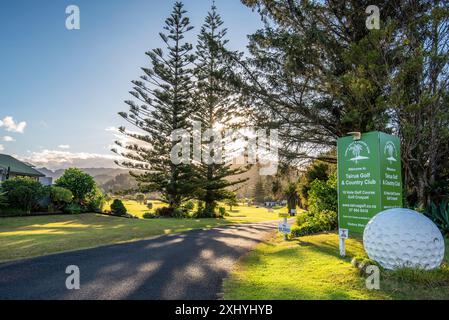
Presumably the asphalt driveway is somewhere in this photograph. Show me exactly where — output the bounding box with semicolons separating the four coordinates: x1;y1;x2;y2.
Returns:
0;221;279;300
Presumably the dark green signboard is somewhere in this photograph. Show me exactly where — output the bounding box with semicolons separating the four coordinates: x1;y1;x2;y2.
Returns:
337;131;403;234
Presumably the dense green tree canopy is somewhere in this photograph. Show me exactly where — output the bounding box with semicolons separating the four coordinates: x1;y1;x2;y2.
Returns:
238;0;448;205
55;168;96;203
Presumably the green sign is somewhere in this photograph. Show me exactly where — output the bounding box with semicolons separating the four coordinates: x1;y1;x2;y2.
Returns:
337;131;403;234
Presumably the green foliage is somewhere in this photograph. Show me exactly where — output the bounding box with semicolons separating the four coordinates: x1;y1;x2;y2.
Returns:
50;186;73;210
284;183;298;215
155;207;175;218
116;2;196;209
0;207;26;217
218;207;227;217
183;201;195;212
424;201;449;236
192;3;248;213
0;191;8;208
387;265;449;288
154;206;186;218
50;186;73;204
110;199;127;216
224;196;239;211
55;168;96;203
1;177;46;213
143;212;158;219
194;201;207;218
298;159;335;209
240;0;449;207
172;208;186;218
63;203;84;215
146;201;153;210
291;210;337;237
86;186;106;213
307;172;337;215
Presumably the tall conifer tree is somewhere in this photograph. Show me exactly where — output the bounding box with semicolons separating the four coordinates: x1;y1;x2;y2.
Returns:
115;2;195;209
193;3;246;217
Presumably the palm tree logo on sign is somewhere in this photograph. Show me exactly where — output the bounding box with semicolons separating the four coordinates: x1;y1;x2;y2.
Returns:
345;141;370;164
384;141;397;164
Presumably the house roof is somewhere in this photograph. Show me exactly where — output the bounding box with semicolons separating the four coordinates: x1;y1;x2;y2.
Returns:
0;154;45;177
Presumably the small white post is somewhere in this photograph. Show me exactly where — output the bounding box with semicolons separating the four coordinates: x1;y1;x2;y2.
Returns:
338;228;348;257
339;237;346;257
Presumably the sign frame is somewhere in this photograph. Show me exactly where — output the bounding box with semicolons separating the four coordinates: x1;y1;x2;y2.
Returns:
337;131;403;235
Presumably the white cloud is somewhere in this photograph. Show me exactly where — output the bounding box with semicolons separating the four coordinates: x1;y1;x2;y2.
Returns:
0;145;4;152
0;116;27;133
58;144;70;149
18;150;119;170
1;136;15;142
106;126;150;150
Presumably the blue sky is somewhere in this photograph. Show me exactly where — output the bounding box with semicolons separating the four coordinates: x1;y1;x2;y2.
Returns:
0;0;262;169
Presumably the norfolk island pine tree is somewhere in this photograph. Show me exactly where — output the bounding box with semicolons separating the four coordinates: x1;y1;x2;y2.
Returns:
192;3;248;217
115;2;196;210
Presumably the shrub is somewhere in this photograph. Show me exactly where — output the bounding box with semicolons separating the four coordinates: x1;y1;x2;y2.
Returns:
425;201;449;236
155;206;186;218
0;207;28;217
193;201;206;218
50;186;73;210
0;191;8;208
55;168;96;203
86;186;106;213
147;201;153;210
47;203;56;213
298;161;333;208
63;203;84;214
172;208;186;218
156;206;174;217
183;201;195;212
143;212;158;219
194;203;217;218
307;172;337;215
218;207;226;217
291;210;338;237
110;199;127;216
1;177;46;213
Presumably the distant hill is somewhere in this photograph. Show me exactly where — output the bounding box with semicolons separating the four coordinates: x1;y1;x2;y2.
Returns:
37;167;133;192
37;164;291;198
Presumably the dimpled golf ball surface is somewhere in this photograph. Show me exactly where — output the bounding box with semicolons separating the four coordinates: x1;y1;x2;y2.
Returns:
363;208;445;270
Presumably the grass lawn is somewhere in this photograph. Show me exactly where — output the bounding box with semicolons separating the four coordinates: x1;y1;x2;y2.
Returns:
223;232;449;300
0;202;284;263
106;200;287;222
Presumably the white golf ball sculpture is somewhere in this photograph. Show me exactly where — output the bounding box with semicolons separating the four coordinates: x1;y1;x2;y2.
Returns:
363;208;445;270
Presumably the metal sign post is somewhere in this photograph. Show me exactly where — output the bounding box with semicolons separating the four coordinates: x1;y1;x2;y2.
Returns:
339;228;348;257
278;212;291;240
